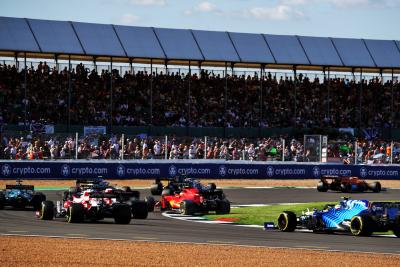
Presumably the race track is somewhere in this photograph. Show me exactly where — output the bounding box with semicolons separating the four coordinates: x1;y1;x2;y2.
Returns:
1;188;399;254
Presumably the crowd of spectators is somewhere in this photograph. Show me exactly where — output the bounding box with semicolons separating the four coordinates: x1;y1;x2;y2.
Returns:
1;62;399;129
2;133;400;164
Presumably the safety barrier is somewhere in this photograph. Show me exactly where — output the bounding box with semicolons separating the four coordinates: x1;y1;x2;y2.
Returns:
1;160;400;180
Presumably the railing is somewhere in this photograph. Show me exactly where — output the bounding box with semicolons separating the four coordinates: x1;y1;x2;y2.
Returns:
2;132;400;165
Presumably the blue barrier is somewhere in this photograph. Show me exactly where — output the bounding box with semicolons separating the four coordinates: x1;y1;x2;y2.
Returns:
0;160;399;180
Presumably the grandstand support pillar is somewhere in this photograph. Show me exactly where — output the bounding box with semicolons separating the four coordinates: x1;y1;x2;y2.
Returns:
15;53;19;70
293;66;297;127
129;58;133;74
260;65;264;127
150;59;153;128
55;55;59;72
327;67;331;123
110;58;113;134
68;55;72;133
24;53;27;131
224;62;228;137
391;69;394;130
359;69;363;129
187;61;192;133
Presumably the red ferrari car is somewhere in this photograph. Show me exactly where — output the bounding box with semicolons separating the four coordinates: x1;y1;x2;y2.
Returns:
150;177;230;215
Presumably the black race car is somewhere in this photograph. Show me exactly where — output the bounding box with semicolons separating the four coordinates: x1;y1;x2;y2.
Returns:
65;178;155;219
0;180;46;210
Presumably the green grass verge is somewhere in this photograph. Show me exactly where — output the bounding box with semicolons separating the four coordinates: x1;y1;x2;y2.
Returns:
204;202;329;226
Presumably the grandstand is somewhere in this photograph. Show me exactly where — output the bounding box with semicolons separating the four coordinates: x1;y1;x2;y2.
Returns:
0;16;400;140
0;17;400;136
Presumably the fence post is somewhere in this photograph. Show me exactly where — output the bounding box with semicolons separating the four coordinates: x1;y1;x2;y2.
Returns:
391;141;394;164
354;141;358;165
282;138;285;162
204;136;207;159
121;134;125;160
165;135;168;160
75;132;78;159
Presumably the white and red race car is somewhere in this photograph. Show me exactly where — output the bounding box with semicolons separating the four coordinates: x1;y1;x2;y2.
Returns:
37;188;138;224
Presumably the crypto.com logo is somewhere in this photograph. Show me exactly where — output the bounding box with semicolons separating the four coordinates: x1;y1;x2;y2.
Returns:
61;164;70;177
1;164;11;176
359;167;368;178
312;166;321;178
169;165;177;177
266;166;274;177
116;165;126;177
219;165;227;177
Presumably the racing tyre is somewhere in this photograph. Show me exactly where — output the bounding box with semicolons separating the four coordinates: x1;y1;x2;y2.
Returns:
69;186;79;194
369;182;381;193
208;183;216;191
67;203;85;223
150;183;163;195
131;201;148;219
350;215;373;236
216;199;231;215
113;204;132;224
145;196;156;212
392;215;400;238
277;211;297;232
0;192;5;210
38;201;54;220
121;186;132;192
317;182;328;192
32;192;46;211
340;183;351;193
180;200;197;215
161;188;173;196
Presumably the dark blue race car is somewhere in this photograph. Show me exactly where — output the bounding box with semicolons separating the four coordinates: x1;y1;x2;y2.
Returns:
277;198;400;237
0;180;46;210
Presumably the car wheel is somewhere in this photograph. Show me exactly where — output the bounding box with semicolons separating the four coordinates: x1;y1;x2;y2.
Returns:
180;200;196;215
369;182;382;193
145;196;156;212
131;201;148;219
150;183;163;195
277;211;297;232
317;181;328;192
208;183;216;191
67;203;85;223
0;192;5;210
216;199;230;214
392;215;400;238
38;201;54;220
32;192;46;211
113;204;132;224
350;215;373;236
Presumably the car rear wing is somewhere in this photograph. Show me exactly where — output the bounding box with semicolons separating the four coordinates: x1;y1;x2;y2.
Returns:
88;192;119;199
76;178;104;185
6;184;34;191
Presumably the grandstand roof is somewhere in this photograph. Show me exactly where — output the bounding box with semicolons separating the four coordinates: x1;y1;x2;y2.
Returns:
1;16;400;73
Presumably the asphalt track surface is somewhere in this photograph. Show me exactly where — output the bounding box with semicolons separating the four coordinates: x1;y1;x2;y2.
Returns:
1;188;400;254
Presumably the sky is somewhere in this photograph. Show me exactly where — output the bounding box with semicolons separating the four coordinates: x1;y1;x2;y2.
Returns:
0;0;399;40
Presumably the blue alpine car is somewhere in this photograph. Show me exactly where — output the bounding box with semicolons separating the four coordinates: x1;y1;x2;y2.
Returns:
277;198;400;237
0;180;46;210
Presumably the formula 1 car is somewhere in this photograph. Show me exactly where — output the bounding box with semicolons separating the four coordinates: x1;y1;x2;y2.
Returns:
277;198;400;237
317;175;381;193
150;176;230;215
0;179;46;210
37;189;132;224
67;178;155;218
